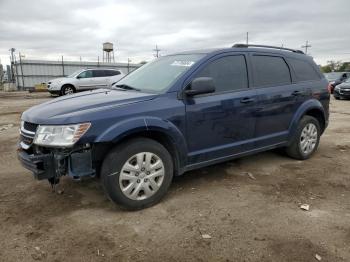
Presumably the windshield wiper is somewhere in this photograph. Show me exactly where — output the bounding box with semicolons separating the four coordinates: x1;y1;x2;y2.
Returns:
114;84;141;91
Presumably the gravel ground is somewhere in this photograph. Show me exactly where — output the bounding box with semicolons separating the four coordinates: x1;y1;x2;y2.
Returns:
0;91;349;262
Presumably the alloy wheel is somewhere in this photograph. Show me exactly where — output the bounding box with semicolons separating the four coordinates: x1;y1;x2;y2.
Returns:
300;123;318;155
119;152;165;200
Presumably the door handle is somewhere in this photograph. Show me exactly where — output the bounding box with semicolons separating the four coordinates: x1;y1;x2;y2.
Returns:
240;97;255;104
292;90;303;96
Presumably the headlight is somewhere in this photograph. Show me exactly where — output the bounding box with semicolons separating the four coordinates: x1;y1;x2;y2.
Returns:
334;86;340;91
34;123;91;147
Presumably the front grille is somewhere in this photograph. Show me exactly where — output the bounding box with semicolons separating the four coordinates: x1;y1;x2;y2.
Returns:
23;122;38;133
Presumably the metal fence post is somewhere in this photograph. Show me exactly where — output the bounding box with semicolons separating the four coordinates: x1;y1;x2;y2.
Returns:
19;53;25;90
61;56;65;76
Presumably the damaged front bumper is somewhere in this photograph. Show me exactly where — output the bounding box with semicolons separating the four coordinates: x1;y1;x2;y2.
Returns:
17;149;55;180
17;143;96;181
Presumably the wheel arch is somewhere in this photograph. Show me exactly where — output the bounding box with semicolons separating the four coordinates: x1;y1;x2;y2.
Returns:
288;99;327;142
61;83;76;93
94;117;188;175
303;108;326;133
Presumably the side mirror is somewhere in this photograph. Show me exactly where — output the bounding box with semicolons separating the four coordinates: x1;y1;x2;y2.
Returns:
185;77;215;96
76;75;81;79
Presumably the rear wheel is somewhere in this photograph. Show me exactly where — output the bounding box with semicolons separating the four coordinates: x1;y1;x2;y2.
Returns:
285;116;321;160
101;138;173;210
61;85;75;96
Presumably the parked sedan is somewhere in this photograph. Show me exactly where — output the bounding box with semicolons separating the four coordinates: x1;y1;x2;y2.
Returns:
324;72;350;93
47;68;125;96
334;78;350;100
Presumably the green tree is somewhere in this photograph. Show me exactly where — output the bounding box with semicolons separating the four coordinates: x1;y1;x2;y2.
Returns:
320;60;350;73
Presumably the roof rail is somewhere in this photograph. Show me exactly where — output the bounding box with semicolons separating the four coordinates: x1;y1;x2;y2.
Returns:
232;43;304;54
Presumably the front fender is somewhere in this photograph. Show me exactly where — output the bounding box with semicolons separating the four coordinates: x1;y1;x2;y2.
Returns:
95;116;188;173
95;117;148;143
145;117;188;171
288;99;326;140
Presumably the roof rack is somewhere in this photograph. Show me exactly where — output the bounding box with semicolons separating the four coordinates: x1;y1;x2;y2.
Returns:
232;43;304;54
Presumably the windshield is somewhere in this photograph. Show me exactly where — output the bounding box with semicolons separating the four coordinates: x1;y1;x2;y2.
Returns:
113;54;205;93
324;72;344;81
67;69;84;78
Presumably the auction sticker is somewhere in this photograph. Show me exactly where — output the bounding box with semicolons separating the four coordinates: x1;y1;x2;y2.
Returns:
171;61;195;67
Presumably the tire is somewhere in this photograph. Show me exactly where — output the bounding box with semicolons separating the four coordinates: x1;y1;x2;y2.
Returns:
285;115;321;160
334;96;340;100
61;85;75;96
101;138;174;210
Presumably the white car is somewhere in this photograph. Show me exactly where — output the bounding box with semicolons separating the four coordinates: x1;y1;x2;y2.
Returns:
47;68;125;96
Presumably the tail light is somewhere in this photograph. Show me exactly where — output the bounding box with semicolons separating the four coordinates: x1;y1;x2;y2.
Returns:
327;83;332;94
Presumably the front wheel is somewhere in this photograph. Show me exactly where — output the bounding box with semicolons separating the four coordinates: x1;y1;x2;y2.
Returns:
101;138;174;210
285;116;321;160
61;85;75;96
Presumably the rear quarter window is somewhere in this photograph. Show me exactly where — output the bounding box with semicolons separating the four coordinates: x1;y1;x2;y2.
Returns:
252;55;291;87
288;58;320;82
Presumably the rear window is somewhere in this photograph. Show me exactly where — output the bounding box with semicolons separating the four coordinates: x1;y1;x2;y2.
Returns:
252;55;291;87
288;58;320;82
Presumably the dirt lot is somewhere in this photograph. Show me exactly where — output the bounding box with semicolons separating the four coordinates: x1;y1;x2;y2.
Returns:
0;91;349;262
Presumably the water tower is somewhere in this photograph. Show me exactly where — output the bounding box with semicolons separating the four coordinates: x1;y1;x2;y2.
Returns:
103;42;115;63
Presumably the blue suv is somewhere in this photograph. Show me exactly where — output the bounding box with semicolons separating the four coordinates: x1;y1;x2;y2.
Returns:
18;44;329;209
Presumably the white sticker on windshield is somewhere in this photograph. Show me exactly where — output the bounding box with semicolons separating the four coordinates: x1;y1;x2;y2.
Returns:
171;61;195;67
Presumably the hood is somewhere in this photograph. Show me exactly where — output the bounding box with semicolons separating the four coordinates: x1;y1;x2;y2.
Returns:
22;89;157;124
48;77;67;83
338;82;350;89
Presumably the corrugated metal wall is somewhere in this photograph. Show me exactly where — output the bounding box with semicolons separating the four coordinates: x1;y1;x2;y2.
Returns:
13;59;140;90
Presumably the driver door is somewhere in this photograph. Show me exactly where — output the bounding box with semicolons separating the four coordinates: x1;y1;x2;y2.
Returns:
76;70;94;90
184;54;258;165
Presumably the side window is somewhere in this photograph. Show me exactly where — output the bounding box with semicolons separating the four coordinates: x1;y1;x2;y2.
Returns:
196;55;248;93
92;70;106;78
106;70;120;76
288;58;321;82
252;55;291;87
78;70;93;78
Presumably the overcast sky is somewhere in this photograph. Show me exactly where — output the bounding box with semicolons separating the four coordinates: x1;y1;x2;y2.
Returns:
0;0;349;66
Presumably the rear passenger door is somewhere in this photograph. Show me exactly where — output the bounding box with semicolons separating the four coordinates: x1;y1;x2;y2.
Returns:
105;70;123;87
91;70;109;89
250;54;304;147
184;54;258;164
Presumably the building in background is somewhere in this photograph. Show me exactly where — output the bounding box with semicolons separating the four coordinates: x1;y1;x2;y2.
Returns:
12;59;140;90
0;63;3;83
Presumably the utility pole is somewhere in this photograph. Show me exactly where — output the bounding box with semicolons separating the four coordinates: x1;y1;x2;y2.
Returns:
127;58;131;74
301;40;311;54
246;32;249;45
153;45;161;58
9;48;15;82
